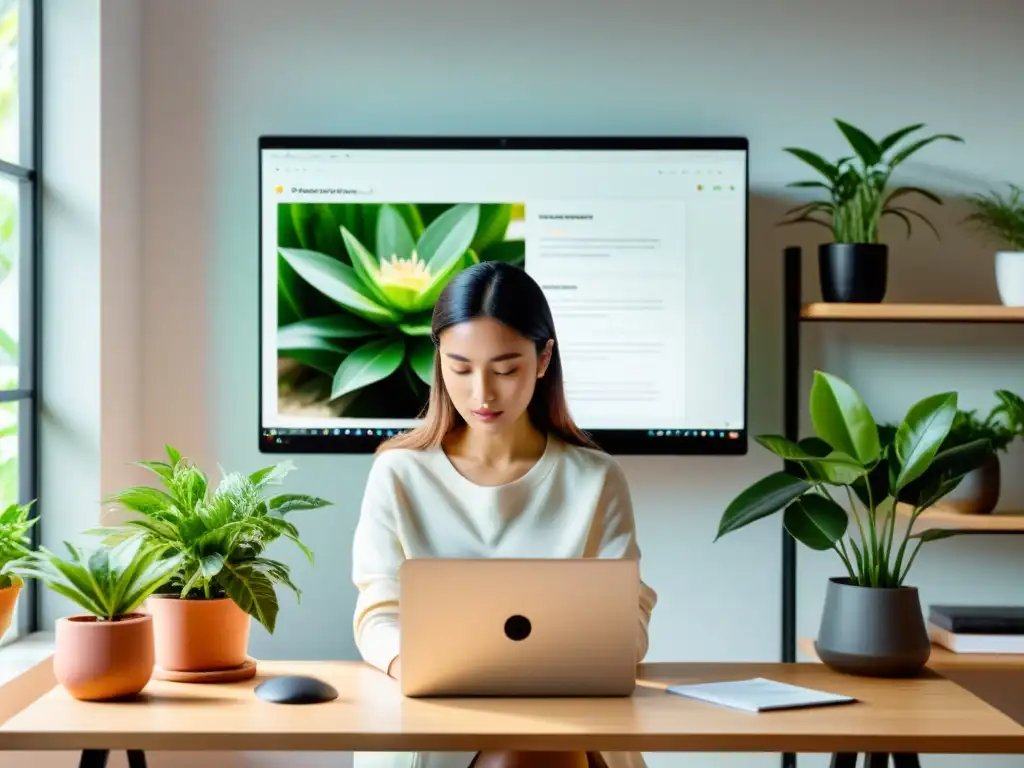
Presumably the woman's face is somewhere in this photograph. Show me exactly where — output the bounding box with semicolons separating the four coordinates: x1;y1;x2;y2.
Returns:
438;317;553;432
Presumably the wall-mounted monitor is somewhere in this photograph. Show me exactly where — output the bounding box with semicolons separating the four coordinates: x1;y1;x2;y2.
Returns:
259;136;748;455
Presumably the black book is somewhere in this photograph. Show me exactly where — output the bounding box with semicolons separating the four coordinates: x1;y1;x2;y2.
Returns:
929;605;1024;635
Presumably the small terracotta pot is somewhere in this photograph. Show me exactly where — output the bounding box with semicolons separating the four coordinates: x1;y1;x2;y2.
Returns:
146;595;251;672
53;613;154;701
0;582;21;637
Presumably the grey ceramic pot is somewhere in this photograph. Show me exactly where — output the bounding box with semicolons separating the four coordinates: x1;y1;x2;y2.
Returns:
815;577;931;677
934;453;1000;515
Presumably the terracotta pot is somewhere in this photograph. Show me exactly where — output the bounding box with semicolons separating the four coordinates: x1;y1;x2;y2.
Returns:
53;613;154;701
0;582;20;637
146;595;251;671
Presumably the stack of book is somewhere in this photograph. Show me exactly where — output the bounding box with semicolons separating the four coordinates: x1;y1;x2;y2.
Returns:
928;604;1024;654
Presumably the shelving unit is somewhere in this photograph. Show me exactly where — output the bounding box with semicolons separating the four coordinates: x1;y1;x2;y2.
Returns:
780;246;1024;768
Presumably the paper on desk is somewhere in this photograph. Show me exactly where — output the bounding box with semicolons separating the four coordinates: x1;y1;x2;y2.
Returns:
666;677;857;713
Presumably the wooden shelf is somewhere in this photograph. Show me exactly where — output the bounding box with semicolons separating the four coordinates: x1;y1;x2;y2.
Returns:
799;638;1024;669
895;503;1024;533
800;303;1024;323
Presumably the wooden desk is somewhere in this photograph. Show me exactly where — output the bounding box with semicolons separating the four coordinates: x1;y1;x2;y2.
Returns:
2;661;1023;758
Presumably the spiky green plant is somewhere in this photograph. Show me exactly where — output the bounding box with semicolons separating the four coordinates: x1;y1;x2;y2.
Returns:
963;183;1024;251
2;537;182;620
781;120;963;243
0;500;36;589
94;445;332;634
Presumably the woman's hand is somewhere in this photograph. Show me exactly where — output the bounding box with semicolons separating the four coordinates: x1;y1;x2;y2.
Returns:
387;656;401;680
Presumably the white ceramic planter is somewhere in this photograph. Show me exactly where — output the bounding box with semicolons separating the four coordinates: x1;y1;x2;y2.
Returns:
995;251;1024;306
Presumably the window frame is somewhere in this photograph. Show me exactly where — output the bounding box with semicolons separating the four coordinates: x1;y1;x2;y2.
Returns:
0;0;41;644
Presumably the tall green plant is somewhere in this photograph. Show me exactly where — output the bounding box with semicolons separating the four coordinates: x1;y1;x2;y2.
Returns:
715;371;993;588
0;500;35;589
963;183;1024;251
780;120;963;244
95;445;332;634
2;537;182;620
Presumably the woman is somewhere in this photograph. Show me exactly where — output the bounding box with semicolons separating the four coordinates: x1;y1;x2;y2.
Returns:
351;260;657;768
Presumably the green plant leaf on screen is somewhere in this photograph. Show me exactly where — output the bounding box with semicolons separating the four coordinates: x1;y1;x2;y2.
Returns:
312;204;346;260
278;247;399;324
277;327;349;354
472;204;512;253
398;321;432;336
417;204;480;275
714;471;811;540
278;315;380;340
376;204;417;263
893;391;958;491
409;337;435;385
281;350;345;376
481;239;525;266
809;371;881;465
782;494;849;551
331;338;406;400
339;226;391;306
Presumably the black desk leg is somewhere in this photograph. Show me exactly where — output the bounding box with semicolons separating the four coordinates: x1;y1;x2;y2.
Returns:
866;755;889;768
892;755;921;768
79;751;109;768
829;755;857;768
77;750;147;768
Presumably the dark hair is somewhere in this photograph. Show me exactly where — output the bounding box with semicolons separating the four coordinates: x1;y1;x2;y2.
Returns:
378;261;598;452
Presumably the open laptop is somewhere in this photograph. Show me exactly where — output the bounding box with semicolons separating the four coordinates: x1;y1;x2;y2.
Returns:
398;558;640;698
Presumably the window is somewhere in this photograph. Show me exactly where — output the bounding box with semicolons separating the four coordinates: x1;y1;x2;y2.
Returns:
0;0;38;646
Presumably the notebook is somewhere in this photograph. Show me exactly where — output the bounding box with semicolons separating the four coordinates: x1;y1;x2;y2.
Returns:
666;677;857;713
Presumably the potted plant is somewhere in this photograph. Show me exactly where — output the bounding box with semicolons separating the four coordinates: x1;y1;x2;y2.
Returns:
1;537;181;700
715;370;993;677
97;445;331;675
881;390;1024;515
0;501;36;638
781;120;963;303
962;183;1024;306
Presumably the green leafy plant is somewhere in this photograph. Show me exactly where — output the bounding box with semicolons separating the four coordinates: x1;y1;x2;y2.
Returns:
1;537;182;620
95;445;331;634
276;202;525;420
780;120;963;243
0;500;36;589
715;371;993;588
963;183;1024;251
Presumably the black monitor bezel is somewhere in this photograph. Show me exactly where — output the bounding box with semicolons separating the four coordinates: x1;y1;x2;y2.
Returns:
258;135;749;456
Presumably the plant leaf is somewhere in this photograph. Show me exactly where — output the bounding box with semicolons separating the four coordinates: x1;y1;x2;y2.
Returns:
783;148;837;181
278;315;379;340
267;494;333;515
893;391;958;491
715;472;811;540
409;337;435;385
783;494;849;551
339;226;392;307
219;561;278;634
471;204;512;253
331;338;406;400
877;123;924;153
278;247;399;324
809;371;881;465
889;133;964;168
834;119;882;166
376;204;417;263
480;239;525;266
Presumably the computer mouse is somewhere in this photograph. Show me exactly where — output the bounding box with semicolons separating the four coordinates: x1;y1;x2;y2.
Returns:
254;674;339;704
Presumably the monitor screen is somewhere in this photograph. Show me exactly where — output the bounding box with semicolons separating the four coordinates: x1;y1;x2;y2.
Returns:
259;137;748;455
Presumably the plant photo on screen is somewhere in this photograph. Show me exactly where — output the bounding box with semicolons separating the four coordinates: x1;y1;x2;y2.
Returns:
276;202;526;419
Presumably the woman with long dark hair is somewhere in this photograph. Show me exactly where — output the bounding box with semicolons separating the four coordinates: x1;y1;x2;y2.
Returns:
351;261;657;768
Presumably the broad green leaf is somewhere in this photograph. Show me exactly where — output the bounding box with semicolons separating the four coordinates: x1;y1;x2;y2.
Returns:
834;119;882;166
409;337;435;385
893;391;957;491
200;553;225;579
783;494;849;551
278;247;399;324
277;325;349;354
219;562;279;634
897;438;993;508
417;204;480;274
339;226;390;306
376;204;417;263
331;338;406;400
398;322;432;336
472;204;512;253
268;494;333;515
889;133;964;168
809;371;880;465
782;148;837;181
715;472;811;540
754;435;863;484
278;315;379;339
480;239;525;266
280;349;345;376
878;123;924;153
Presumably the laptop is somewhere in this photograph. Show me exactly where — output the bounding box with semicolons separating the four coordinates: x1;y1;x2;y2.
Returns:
398;558;640;698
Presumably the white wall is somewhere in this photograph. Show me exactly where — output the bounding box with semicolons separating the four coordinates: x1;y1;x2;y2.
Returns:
32;0;1024;767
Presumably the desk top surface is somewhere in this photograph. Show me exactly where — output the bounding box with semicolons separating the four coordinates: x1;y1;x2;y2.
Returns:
2;661;1023;754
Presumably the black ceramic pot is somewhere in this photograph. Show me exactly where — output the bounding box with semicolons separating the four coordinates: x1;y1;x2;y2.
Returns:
819;243;888;303
815;577;931;678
